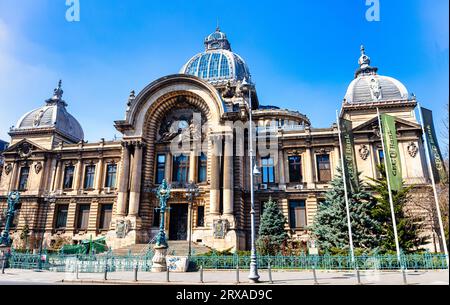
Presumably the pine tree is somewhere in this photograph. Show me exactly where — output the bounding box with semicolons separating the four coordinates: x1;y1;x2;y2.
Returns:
256;196;288;255
368;164;429;253
310;167;381;254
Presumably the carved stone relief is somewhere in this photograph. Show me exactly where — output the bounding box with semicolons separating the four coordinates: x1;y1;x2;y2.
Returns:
358;145;370;160
407;142;418;158
34;162;43;174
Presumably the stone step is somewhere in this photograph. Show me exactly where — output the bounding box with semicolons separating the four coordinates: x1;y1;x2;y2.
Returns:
112;241;211;256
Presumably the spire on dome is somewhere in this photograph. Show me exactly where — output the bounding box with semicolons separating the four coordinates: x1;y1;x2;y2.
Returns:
53;80;63;99
355;44;378;78
46;79;67;106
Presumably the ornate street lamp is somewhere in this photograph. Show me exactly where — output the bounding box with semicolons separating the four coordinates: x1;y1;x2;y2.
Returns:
185;181;200;258
0;191;20;247
155;180;171;248
240;78;261;283
151;179;171;272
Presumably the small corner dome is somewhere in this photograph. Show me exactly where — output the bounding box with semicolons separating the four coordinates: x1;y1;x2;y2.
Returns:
14;81;84;142
180;27;251;85
344;45;409;104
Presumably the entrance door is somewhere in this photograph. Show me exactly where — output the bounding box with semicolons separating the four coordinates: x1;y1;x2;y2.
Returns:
169;204;188;240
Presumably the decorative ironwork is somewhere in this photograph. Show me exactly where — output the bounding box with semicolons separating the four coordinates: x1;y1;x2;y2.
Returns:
4;252;448;272
155;179;171;248
185;182;200;257
0;191;20;246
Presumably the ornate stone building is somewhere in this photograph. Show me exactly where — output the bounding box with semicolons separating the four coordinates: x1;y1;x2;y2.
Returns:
0;28;436;252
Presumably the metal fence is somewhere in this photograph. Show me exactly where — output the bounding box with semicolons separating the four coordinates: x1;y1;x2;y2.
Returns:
5;251;448;272
7;250;155;273
190;253;448;270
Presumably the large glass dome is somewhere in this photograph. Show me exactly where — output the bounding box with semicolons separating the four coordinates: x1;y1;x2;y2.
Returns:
180;28;251;85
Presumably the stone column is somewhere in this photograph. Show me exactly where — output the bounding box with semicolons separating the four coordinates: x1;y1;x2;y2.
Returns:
209;135;222;215
188;149;197;183
10;162;19;192
116;142;130;217
128;141;143;217
165;152;172;182
333;146;340;179
278;148;285;186
305;147;315;188
54;160;64;191
95;157;104;193
223;134;234;215
73;158;83;192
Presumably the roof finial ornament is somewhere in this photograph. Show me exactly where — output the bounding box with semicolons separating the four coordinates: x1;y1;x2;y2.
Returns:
355;44;378;78
216;17;220;32
127;90;136;107
53;79;63;100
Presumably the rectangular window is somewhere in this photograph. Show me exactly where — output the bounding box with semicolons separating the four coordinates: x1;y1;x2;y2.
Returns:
55;204;69;229
197;206;205;227
172;154;190;183
261;157;275;183
156;154;166;184
378;149;384;165
99;204;112;230
76;204;90;230
288;156;302;183
316;154;331;182
153;208;160;227
63;165;75;189
83;165;96;189
289;200;306;229
105;164;117;188
198;153;207;183
18;167;30;191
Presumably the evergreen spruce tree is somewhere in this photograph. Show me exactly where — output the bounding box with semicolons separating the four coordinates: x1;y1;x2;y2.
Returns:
256;196;288;255
368;164;428;253
310;167;381;254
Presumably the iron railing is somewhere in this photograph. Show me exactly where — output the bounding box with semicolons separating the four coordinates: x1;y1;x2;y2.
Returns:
190;253;448;270
7;250;154;273
6;251;448;272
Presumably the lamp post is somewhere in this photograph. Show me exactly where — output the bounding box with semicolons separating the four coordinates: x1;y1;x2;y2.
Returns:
152;179;171;272
0;191;20;247
241;78;261;283
185;181;200;258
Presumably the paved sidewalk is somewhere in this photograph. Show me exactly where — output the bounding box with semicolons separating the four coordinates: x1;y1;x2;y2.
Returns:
0;269;448;285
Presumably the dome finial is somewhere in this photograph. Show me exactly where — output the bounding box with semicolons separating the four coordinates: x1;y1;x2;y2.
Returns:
53;79;64;100
216;17;220;32
360;44;365;55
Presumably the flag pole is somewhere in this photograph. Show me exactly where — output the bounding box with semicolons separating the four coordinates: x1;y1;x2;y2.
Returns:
377;108;403;265
336;110;356;265
417;103;449;270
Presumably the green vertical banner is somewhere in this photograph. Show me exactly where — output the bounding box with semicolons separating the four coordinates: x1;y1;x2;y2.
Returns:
380;114;403;191
339;118;359;192
421;107;448;184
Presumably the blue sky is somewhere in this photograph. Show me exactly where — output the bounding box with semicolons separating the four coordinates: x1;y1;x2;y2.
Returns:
0;0;448;147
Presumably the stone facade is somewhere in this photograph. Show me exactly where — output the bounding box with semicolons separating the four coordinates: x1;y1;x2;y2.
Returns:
0;29;440;252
